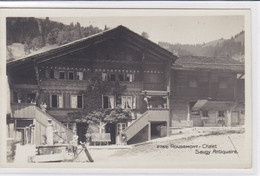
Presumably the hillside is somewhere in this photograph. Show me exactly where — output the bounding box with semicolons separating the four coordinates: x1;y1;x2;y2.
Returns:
6;17;103;61
159;31;245;63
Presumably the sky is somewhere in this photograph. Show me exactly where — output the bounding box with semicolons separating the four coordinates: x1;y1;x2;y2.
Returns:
50;16;244;45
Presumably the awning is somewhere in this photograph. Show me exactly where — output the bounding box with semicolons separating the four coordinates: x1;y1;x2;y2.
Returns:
192;100;236;111
141;90;168;96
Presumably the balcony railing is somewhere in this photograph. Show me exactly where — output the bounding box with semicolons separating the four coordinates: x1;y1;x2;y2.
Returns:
11;103;36;118
143;83;166;91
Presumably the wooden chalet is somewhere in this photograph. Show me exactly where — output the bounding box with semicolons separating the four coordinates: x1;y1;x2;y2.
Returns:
170;55;245;128
6;25;245;146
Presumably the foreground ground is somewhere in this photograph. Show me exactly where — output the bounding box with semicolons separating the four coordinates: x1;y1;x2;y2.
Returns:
9;128;251;169
70;129;251;169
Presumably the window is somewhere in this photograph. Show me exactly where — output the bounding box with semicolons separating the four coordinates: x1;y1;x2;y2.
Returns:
109;74;116;81
68;71;74;80
118;74;124;81
117;123;126;135
71;95;83;108
102;73;108;81
189;79;197;88
218;111;225;117
202;111;208;117
121;96;132;109
76;72;83;80
50;70;55;79
126;73;133;82
59;71;65;79
103;95;115;109
51;94;63;108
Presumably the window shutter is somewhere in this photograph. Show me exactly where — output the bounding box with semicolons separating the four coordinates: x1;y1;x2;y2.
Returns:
58;95;63;108
71;95;77;108
133;95;136;109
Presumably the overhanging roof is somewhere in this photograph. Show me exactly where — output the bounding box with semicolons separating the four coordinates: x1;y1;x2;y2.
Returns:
172;55;244;73
192;100;236;111
141;90;168;96
7;25;177;71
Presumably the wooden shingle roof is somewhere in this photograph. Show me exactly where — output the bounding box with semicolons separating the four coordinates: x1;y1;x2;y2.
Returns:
173;55;244;73
7;25;177;71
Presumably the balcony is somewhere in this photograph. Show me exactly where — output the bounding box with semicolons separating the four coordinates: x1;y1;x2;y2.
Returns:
11;103;36;119
143;83;166;91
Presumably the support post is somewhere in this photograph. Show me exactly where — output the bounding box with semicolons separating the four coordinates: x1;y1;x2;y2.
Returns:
226;110;232;127
187;102;191;122
148;122;151;141
46;119;54;145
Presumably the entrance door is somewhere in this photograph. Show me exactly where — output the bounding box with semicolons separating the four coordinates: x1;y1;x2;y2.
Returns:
76;123;88;144
231;111;239;127
116;123;126;144
105;123;116;144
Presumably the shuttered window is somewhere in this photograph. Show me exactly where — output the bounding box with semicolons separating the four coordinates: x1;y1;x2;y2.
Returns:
51;94;63;108
71;95;83;109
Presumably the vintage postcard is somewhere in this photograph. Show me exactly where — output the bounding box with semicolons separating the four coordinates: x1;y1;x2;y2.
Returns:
0;8;252;170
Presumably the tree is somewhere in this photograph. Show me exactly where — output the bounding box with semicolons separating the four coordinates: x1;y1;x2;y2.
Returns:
31;36;44;50
67;77;130;134
46;28;59;45
141;32;149;39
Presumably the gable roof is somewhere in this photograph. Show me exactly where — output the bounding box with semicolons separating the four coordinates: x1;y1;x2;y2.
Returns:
7;25;177;70
173;55;244;73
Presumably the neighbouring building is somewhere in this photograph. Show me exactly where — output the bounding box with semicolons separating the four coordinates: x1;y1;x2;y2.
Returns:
6;25;245;146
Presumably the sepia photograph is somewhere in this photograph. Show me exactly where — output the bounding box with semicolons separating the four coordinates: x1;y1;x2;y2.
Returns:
0;8;252;169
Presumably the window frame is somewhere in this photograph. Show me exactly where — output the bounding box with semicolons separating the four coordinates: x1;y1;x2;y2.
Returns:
76;71;83;80
121;96;133;109
102;95;115;109
189;78;198;88
118;74;124;81
50;69;55;79
202;110;209;117
70;94;83;109
102;72;108;81
50;94;63;108
109;73;116;81
68;71;74;80
59;71;65;80
126;73;133;82
218;111;225;117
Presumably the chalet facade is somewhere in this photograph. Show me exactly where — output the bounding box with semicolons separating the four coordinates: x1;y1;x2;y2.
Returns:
6;26;245;146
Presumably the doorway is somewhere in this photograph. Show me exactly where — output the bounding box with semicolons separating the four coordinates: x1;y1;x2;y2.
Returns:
151;122;167;140
76;123;88;144
105;123;116;144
